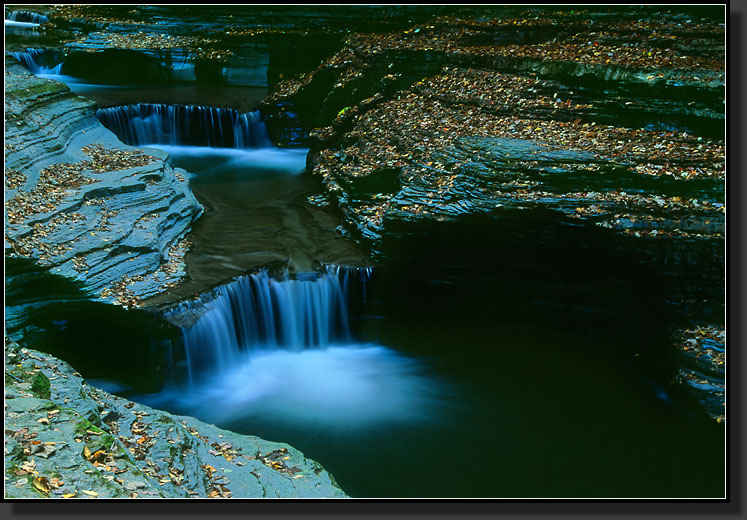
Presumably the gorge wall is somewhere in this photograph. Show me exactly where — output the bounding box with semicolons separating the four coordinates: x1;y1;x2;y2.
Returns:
258;9;726;421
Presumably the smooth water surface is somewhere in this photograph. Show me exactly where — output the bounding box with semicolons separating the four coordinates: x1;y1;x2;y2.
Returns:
148;145;365;302
136;263;725;499
140;305;725;498
94;101;366;303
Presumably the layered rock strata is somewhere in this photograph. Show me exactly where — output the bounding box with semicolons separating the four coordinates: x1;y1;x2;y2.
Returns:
671;325;725;422
261;12;725;247
4;340;347;499
4;59;203;307
260;9;726;420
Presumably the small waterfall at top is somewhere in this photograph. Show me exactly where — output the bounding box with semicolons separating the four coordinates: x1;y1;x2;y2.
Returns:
6;11;49;24
164;266;372;386
11;49;64;75
96;104;272;148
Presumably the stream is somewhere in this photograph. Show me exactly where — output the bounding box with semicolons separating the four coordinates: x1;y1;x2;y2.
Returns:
5;5;725;499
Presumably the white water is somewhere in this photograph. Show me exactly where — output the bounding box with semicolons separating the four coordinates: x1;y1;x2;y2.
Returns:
6;11;48;24
5;20;40;28
170;270;354;380
149;145;308;175
10;49;63;75
96;104;272;148
36;75;132;93
11;52;146;93
150;344;443;430
148;267;445;431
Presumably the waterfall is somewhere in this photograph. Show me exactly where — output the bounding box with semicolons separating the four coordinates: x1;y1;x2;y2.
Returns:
165;266;371;385
6;11;49;24
11;49;64;75
148;265;445;430
96;104;272;149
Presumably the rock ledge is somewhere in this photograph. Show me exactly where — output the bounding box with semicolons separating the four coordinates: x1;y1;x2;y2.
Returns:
4;340;347;499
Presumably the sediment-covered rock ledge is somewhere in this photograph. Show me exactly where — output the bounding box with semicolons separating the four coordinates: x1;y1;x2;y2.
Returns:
4;58;203;307
260;8;725;420
4;340;347;498
261;11;725;248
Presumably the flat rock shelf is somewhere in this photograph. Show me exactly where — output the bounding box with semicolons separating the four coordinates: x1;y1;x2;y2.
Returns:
4;340;346;498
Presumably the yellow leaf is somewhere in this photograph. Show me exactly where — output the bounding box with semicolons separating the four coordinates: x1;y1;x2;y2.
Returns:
92;450;107;462
62;493;76;498
81;489;98;497
32;476;51;494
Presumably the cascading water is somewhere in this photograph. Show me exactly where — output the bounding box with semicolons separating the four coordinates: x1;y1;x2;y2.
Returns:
6;11;49;24
166;267;357;383
96;104;272;148
11;49;64;75
147;266;445;431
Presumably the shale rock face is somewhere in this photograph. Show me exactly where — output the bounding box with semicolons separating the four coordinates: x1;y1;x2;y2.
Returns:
4;340;347;498
4;59;203;307
671;325;725;422
260;8;725;420
261;11;725;249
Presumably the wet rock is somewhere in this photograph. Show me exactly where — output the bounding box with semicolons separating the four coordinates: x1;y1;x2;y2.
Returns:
671;325;725;422
262;9;724;280
259;8;725;422
4;59;203;307
260;10;724;252
3;339;347;498
123;480;147;491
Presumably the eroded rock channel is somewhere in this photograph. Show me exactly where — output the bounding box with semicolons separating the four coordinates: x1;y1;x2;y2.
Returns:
5;5;726;499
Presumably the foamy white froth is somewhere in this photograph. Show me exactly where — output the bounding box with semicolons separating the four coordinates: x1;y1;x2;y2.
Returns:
150;267;446;431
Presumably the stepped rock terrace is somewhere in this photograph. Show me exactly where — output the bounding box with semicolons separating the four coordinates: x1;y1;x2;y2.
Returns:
4;4;727;500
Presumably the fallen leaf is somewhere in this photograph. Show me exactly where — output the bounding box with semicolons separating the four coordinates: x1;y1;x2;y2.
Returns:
32;476;51;494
